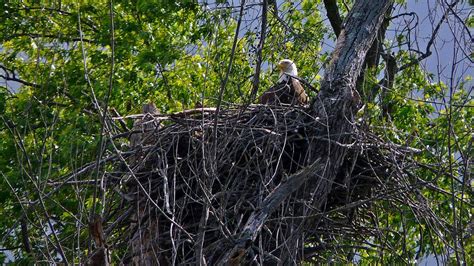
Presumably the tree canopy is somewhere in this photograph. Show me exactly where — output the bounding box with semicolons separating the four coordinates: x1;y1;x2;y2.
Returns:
0;0;472;264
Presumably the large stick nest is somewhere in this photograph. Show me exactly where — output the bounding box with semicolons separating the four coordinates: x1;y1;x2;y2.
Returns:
103;104;429;264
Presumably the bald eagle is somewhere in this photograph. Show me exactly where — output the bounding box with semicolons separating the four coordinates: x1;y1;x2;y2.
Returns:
259;59;308;105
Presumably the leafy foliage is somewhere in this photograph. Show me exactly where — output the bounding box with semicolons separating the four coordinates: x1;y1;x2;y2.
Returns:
0;0;471;264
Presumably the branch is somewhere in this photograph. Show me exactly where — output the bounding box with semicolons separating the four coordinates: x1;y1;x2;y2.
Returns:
356;5;391;99
217;159;322;264
398;0;460;72
381;52;398;118
0;65;40;88
323;0;343;37
214;0;246;141
18;6;99;32
249;0;268;102
8;33;95;43
269;3;306;40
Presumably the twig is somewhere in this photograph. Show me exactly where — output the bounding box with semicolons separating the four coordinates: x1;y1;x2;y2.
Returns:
213;0;246;148
398;0;460;72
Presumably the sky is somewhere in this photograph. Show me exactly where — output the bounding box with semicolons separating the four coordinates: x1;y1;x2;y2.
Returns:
1;1;472;93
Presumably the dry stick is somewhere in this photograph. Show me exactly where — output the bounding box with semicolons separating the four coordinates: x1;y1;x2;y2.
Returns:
82;4;115;261
8;33;95;43
447;36;462;263
284;73;318;93
206;9;248;253
106;130;193;239
77;11;107;257
249;0;268;103
37;187;69;263
269;3;304;41
104;207;134;237
213;0;246;144
91;0;116;216
1;118;68;262
81;1;116;260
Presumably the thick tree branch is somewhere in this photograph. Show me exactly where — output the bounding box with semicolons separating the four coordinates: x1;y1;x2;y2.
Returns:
398;0;461;71
323;0;343;37
20;214;32;254
356;8;391;100
380;52;398;118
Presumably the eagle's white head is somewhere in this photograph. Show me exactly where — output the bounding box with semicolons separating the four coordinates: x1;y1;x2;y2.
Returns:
277;59;298;82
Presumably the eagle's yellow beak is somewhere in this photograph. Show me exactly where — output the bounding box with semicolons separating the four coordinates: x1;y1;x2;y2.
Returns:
277;62;284;70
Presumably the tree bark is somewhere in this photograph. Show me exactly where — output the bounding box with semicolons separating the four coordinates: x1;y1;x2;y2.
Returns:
356;7;392;100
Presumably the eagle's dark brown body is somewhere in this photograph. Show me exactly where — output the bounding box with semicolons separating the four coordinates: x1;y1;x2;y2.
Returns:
259;77;308;105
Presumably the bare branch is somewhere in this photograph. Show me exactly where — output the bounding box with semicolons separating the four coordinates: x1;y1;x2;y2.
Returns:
398;0;461;72
249;0;268;103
